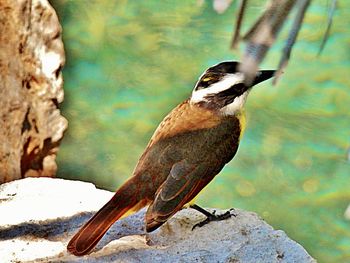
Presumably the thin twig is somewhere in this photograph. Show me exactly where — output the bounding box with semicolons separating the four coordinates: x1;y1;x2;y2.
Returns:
231;0;248;49
273;0;311;84
318;0;337;55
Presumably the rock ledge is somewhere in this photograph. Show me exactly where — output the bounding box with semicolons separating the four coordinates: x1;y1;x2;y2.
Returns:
0;178;316;262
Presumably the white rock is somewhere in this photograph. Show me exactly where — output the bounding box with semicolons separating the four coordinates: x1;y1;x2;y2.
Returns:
345;205;350;220
0;178;316;263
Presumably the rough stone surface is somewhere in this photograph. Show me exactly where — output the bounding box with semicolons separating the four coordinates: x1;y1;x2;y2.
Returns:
0;0;67;183
0;178;316;263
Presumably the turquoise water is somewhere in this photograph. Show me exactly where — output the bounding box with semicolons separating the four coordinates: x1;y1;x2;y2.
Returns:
52;1;350;262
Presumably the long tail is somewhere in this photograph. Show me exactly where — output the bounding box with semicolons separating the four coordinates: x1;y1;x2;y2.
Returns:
67;177;144;256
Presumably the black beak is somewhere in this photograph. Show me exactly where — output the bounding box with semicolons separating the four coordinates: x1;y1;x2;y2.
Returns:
252;70;276;86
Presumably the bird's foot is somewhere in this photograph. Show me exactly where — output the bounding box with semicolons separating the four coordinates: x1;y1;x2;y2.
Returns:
190;204;235;230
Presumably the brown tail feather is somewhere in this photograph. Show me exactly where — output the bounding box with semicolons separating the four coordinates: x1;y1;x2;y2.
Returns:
67;179;142;256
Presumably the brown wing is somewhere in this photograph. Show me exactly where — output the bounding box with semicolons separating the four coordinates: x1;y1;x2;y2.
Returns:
145;158;221;232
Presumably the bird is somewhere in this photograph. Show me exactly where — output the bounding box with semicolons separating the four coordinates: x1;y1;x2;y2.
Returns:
67;61;275;256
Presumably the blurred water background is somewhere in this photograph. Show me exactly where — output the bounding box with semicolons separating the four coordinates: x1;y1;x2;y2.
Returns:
51;1;350;262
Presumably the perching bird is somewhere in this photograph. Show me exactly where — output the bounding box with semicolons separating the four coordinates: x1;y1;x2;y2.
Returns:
67;61;275;256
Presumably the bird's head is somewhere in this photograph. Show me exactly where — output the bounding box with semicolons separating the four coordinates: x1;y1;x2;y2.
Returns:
191;61;275;115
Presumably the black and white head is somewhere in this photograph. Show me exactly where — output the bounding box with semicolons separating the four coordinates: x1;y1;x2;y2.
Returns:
191;61;275;115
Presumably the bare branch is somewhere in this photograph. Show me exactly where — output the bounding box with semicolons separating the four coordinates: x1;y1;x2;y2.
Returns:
240;0;296;85
231;0;248;49
274;0;311;84
318;0;337;55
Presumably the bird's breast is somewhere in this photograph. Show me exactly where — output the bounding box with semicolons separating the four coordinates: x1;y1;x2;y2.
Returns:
235;109;246;141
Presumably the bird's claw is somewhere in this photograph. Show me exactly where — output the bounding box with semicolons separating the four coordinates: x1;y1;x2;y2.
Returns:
192;210;232;230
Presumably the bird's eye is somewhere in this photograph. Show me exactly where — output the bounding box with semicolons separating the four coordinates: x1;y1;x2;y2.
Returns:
195;77;215;91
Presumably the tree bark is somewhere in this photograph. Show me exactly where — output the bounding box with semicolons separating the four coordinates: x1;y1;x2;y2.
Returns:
0;0;67;183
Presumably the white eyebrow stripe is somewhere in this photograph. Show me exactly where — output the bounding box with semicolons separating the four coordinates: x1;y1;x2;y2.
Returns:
191;73;245;103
